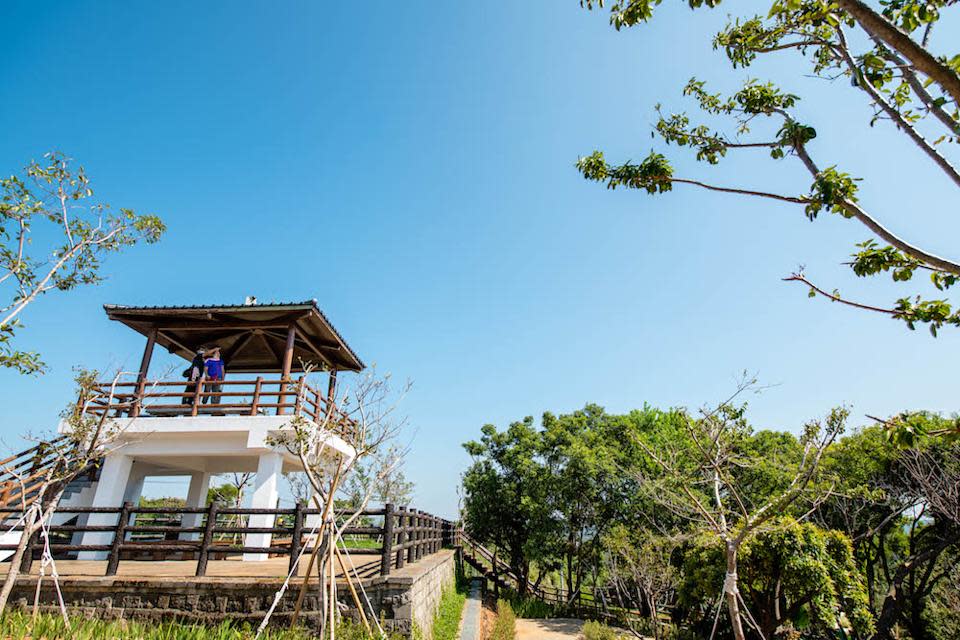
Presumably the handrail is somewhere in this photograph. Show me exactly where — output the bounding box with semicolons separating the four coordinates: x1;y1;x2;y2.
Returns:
2;503;453;578
81;375;355;434
0;437;77;511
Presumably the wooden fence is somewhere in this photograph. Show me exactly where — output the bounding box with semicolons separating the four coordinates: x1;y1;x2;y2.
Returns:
0;502;453;578
83;376;353;429
460;532;648;626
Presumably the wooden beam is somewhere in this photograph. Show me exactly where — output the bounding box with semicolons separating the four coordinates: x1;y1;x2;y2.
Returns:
277;325;297;417
293;328;335;367
260;332;285;365
132;328;158;418
156;322;291;331
223;330;258;364
136;328;158;384
327;370;337;404
262;328;341;353
281;324;296;379
156;330;195;356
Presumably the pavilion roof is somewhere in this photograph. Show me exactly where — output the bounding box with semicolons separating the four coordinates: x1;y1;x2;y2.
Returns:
103;301;364;373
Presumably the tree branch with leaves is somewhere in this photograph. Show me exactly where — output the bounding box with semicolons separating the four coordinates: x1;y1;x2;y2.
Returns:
579;0;960;335
0;152;164;373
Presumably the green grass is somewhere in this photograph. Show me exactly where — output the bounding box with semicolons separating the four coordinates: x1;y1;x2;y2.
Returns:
489;600;515;640
497;588;558;620
429;582;468;640
0;611;392;640
341;537;381;550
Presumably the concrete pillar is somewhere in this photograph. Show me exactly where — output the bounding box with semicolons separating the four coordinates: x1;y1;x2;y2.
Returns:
180;472;211;541
123;464;148;504
243;452;282;561
78;454;134;560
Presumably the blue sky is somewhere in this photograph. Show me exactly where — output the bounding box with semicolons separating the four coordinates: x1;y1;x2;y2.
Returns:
1;1;958;517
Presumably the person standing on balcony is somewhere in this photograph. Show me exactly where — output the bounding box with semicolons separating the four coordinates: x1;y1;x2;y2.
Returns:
203;346;225;405
181;347;206;405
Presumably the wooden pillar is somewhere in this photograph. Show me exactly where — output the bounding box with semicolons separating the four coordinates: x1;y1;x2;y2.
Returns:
326;370;338;425
131;327;157;417
380;503;395;577
277;324;297;416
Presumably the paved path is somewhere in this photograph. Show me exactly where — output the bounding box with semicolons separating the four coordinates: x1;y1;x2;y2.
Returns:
458;578;482;640
515;618;584;640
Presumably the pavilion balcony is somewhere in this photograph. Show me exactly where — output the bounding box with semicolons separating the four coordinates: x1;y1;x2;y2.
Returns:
80;375;352;427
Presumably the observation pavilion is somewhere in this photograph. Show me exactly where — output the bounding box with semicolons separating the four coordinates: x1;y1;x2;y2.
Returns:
61;300;364;560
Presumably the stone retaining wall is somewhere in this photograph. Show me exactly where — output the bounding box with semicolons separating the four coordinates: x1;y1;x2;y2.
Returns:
10;549;458;639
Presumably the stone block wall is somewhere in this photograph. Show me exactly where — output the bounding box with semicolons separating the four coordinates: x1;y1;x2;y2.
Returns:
10;549;458;639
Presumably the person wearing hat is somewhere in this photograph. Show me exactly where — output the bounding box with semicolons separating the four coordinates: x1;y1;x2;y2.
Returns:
182;347;207;405
203;346;226;405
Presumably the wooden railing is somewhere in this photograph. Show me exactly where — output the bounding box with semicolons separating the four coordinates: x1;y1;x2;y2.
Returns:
459;531;658;628
82;376;352;428
0;437;77;510
0;503;453;578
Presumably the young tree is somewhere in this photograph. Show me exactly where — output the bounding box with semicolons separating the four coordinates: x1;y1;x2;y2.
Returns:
627;380;847;640
266;369;409;639
578;0;960;334
601;527;678;639
0;369;130;613
0;152;164;374
345;445;415;508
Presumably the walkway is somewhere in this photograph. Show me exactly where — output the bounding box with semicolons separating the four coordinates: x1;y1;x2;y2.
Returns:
515;619;585;640
458;578;482;640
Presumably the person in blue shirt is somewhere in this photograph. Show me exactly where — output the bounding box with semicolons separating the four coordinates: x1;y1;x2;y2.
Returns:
203;346;225;405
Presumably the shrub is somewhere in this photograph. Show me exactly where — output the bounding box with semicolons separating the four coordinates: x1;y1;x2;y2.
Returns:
490;599;516;640
580;620;617;640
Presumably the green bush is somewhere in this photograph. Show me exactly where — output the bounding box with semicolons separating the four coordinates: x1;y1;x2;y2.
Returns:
490;600;516;640
580;620;617;640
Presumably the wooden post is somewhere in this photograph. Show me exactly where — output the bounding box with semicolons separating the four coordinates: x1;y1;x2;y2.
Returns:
413;509;422;561
395;506;407;569
131;328;158;417
191;378;202;416
105;502;132;576
277;324;297;416
380;503;395;577
288;501;305;574
195;502;219;577
250;376;263;416
293;377;305;417
326;370;337;418
406;508;417;565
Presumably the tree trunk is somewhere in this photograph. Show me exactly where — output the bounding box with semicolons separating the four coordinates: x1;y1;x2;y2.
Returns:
833;0;960;106
0;506;38;614
724;542;747;640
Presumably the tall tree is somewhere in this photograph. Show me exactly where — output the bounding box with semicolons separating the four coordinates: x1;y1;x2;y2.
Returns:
0;152;164;373
462;418;555;595
578;0;960;334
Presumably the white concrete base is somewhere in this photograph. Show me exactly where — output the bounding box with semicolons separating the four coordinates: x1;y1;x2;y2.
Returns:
244;452;283;561
78;455;134;560
58;413;356;562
